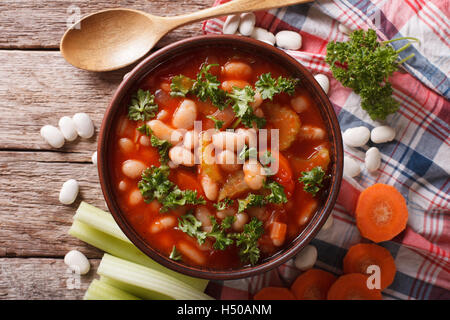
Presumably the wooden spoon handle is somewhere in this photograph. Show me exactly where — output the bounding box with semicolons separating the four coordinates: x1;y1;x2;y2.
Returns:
165;0;313;27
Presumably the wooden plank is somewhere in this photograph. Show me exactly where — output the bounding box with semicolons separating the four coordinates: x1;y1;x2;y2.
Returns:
0;258;99;300
0;0;210;49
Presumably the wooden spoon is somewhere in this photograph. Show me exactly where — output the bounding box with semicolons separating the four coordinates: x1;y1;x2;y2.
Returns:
60;0;312;72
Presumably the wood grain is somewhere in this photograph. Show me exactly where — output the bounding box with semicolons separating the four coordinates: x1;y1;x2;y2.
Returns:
0;258;100;299
0;0;209;49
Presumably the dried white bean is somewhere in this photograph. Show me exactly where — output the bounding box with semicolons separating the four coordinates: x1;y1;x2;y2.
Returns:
371;125;396;144
172;99;197;129
58;116;78;141
91;151;97;165
342;126;370;147
223;14;240;35
365;147;381;172
251;27;276;45
200;175;219;201
122;159;146;179
59;179;79;205
128;188;143;206
150;215;177;233
275;30;302;50
232;213;249;232
243;160;266;190
72;113;94;139
314;74;330;94
294;245;317;271
239;13;256;36
118;137;135;153
40;125;65;148
169;146;195;167
148;120;183;145
139;135;151;146
338;23;352;35
64;250;90;275
343;156;361;178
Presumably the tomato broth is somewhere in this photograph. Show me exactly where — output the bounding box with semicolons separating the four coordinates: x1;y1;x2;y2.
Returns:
110;47;331;270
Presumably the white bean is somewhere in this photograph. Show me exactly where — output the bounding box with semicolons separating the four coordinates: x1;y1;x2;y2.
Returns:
239;13;256;36
342;126;370;147
195;206;213;231
128;188;143;206
58;116;78;141
216;150;241;172
40;125;65;148
343;156;361;178
169;146;195;167
298;125;326;140
232;213;249;232
235;128;257;147
223;14;240;35
64;250;90;275
139;135;151;146
178;241;206;265
212;131;245;152
118;180;128;192
183;130;197;150
321;215;333;231
148;120;183;145
200;175;219;201
365;147;381;172
314;74;330;94
338;23;352;35
223;61;252;80
294;245;317;271
251;91;263;109
291;95;309;113
121;159;146;179
251;27;276;45
72;113;94;139
371;125;396;144
150;215;177;233
216;207;237;219
59;179;79;205
91;151;97;165
156;109;169;121
172;99;197;129
118;137;135;153
243;160;266;190
275;30;302;50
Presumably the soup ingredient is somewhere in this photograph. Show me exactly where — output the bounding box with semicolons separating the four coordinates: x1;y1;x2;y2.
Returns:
253;287;296;300
169;146;195;167
213;198;234;211
216;150;241;172
338;23;351;35
138;165;205;212
365;147;381;172
70;202;208;291
208;216;235;249
263;105;301;151
58;116;78;141
222;14;240;35
122;159;146;179
265;180;288;204
290;269;336;300
127;89;158;121
97;254;214;300
40;125;65;148
232;217;264;265
355;184;408;243
343;156;361;178
326;29;418;120
228;85;266;128
238;193;265;213
297;125;326;141
298;166;326;196
169;246;182;261
150;134;171;164
321;215;333;231
343;243;396;290
251;27;276;45
275;30;302;50
84;279;141;300
178;213;208;245
371;125;396;144
218;171;250;201
64;249;90;275
255;73;299;100
59;179;79;205
72;112;95;139
239;13;256;36
270;221;287;246
172;99;197;129
294;245;318;271
148;120;183;145
314;74;330;94
243;160;266;190
342;126;370;147
200;174;219;201
91;151;97;165
206;115;224;129
327;273;382;300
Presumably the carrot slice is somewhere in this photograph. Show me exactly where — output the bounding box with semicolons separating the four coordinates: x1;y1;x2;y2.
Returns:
327;273;382;300
343;243;396;290
355;184;408;243
253;287;296;300
175;170;204;195
290;269;336;300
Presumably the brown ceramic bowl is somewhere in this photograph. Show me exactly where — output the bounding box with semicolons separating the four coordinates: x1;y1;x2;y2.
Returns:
98;35;343;280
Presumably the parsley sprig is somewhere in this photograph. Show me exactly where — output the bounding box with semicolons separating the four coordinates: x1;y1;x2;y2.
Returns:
255;73;300;100
178;213;207;244
128;89;158;121
298;166;326;196
136;124;171;164
228;86;266;129
208;216;235;250
230;217;264;265
326;29;419;120
237;180;288;213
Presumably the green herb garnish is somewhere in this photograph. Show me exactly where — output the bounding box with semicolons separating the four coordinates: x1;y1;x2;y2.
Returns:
178;213;207;245
213;198;234;211
326;29;419;120
170;75;194;97
128;89;158;121
238;194;266;213
208;216;235;250
150;134;171;164
238;145;258;161
255;73;300;100
231;217;264;265
169;246;182;261
228;86;266;129
264;180;288;204
298;166;326;196
206;115;224;130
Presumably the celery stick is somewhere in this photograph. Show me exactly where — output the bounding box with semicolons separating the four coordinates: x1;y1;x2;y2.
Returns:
74;201;130;243
100;276;173;300
69;220;208;292
97;254;214;300
84;279;141;300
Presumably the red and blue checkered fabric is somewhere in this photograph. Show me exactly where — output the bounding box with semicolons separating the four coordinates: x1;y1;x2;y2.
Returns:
203;0;450;300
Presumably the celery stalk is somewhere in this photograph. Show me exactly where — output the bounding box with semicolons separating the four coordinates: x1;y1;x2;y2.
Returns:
84;279;141;300
74;202;130;243
100;276;173;300
97;254;214;300
69;220;208;292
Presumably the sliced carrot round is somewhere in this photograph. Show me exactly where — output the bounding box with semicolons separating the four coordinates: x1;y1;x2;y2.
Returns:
253;287;296;300
290;269;336;300
355;184;408;243
343;243;396;290
327;274;382;300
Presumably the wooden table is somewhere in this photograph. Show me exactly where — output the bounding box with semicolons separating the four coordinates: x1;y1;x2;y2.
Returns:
0;0;212;300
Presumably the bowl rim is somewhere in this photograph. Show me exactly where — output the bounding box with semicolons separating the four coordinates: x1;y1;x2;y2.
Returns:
98;34;343;280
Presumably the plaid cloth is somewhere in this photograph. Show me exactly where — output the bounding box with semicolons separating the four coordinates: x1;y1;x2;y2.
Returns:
202;0;450;300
